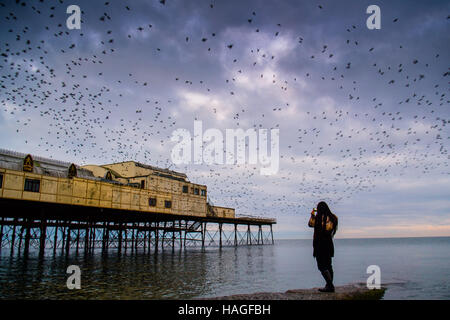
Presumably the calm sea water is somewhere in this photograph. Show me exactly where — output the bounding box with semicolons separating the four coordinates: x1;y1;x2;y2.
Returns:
0;237;449;300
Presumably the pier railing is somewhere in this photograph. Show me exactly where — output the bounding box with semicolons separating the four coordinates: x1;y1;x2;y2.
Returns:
236;215;277;224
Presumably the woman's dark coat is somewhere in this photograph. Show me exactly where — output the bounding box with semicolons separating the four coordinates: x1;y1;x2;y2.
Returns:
308;214;336;258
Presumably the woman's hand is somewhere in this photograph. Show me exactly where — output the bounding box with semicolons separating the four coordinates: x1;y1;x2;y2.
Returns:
308;209;316;227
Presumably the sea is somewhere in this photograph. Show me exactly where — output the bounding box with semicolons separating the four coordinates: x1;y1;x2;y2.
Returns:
0;237;449;300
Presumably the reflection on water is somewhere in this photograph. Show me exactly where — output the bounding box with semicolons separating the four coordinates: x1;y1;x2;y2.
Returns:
1;238;450;299
0;245;275;299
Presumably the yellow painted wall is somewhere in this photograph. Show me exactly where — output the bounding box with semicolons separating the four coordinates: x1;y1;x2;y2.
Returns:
0;168;211;217
212;206;236;219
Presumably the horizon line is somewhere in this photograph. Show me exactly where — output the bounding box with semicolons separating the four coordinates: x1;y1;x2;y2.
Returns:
274;235;450;241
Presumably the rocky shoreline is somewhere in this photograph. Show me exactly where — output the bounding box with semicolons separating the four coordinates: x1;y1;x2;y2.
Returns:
204;283;386;300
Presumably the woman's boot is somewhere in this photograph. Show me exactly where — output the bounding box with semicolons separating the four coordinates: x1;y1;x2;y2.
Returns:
318;270;335;292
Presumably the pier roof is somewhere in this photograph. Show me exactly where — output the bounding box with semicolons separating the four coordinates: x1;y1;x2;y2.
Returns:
0;148;94;179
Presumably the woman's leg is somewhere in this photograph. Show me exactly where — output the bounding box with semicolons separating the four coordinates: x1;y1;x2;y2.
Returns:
317;255;334;292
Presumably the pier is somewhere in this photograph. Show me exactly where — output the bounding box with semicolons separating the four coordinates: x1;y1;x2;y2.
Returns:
0;149;276;256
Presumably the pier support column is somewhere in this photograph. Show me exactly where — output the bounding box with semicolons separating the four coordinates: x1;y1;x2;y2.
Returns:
124;224;129;252
105;222;110;251
83;226;89;253
270;224;274;244
131;224;135;251
201;222;206;248
234;224;237;246
247;224;251;245
10;219;17;255
18;224;25;252
39;219;47;256
53;223;58;254
143;223;147;252
171;221;175;249
258;225;262;245
0;217;4;250
101;223;106;251
65;227;71;254
179;220;183;250
23;220;31;255
150;223;154;252
118;223;123;253
90;224;95;251
84;222;90;253
162;222;166;250
154;222;159;253
61;226;66;255
75;226;80;253
183;220;188;248
219;223;223;248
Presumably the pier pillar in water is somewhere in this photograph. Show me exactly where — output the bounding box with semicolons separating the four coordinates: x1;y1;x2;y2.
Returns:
61;226;66;255
150;223;154;252
53;223;58;254
258;225;263;245
201;222;206;248
0;217;4;250
65;227;71;254
171;221;175;249
155;222;159;252
270;225;274;244
18;223;24;252
132;224;135;251
219;223;223;248
75;226;80;253
39;219;47;256
84;221;90;253
163;221;168;250
118;223;123;253
124;224;128;252
179;220;183;249
23;219;31;255
10;219;17;255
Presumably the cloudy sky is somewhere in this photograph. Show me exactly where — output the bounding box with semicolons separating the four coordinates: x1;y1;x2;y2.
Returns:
0;0;449;239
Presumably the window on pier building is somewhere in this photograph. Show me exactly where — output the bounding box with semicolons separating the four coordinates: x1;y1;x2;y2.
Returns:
164;200;172;209
182;185;188;193
201;189;206;196
194;188;199;195
140;180;145;189
24;178;40;193
148;197;157;207
0;173;3;188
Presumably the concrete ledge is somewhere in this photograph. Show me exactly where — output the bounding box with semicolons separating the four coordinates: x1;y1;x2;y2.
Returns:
205;283;386;300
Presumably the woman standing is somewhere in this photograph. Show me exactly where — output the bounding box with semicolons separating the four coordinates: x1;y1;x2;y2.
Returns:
308;201;338;292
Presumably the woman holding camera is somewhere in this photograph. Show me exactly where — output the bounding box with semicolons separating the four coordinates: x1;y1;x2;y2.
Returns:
308;201;338;292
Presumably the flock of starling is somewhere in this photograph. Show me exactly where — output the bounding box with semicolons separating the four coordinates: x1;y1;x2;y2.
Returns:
0;0;448;217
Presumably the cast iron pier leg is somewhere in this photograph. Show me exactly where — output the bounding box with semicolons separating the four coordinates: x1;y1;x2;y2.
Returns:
39;219;47;256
